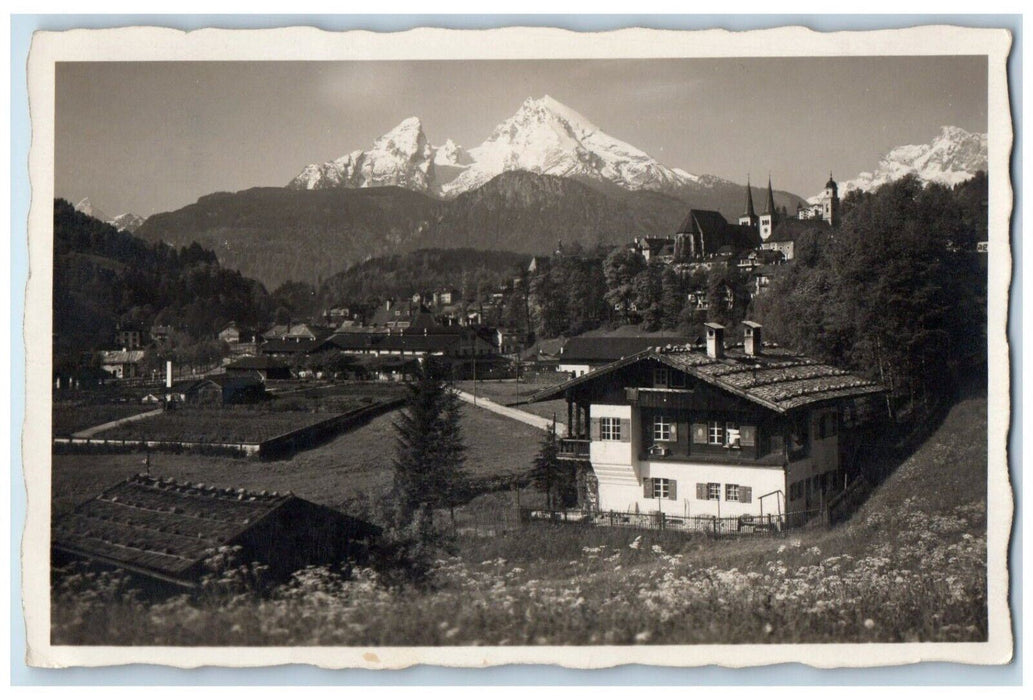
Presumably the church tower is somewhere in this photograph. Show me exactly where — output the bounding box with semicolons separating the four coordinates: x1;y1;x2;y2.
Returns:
822;172;840;226
759;176;778;241
738;176;759;228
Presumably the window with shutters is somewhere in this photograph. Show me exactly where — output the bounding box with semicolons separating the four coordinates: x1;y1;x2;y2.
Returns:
707;482;721;500
725;484;740;502
651;478;671;499
600;417;621;441
653;415;672;441
707;421;724;445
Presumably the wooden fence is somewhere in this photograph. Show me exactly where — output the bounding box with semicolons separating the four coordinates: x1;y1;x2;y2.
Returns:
520;508;790;536
53;398;405;459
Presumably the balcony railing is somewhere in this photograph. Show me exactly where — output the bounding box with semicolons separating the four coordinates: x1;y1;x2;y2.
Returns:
558;438;591;460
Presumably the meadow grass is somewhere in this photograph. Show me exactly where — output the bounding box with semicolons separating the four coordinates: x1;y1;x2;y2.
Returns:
51;388;989;646
52;403;155;436
52;402;543;516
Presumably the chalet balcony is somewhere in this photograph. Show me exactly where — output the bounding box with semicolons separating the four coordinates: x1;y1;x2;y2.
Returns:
558;438;591;460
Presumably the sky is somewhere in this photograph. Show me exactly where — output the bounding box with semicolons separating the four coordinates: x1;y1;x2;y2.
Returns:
55;56;988;217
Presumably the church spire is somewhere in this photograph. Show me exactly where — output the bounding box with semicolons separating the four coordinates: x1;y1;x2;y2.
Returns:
743;175;756;218
764;175;776;216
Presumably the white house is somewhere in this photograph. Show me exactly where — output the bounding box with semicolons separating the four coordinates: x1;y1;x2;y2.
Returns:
531;322;884;523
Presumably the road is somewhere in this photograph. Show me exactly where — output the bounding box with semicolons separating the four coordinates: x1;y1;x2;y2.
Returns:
71;408;164;439
453;390;565;434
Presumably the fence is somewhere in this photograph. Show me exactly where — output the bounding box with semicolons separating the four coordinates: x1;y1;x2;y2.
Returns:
520;508;789;536
53;398;405;459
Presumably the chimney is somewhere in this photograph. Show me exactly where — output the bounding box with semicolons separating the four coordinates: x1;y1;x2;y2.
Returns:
743;321;763;357
166;360;173;388
705;323;725;359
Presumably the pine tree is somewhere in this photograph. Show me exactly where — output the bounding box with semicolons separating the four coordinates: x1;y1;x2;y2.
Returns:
530;419;562;510
391;362;468;525
436;383;469;525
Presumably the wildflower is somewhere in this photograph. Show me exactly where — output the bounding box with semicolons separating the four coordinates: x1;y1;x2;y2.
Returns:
629;536;642;550
635;631;652;643
651;545;664;555
764;623;773;635
777;545;787;554
864;619;876;629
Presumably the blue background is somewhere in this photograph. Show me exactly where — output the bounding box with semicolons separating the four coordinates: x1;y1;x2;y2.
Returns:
9;13;1023;686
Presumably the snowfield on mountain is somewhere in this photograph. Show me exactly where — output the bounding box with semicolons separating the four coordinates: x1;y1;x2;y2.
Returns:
289;95;722;200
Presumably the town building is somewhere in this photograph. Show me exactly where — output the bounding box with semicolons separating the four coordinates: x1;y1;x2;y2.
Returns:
52;474;380;588
225;355;292;381
558;336;690;377
99;349;146;379
114;322;145;351
531;322;883;522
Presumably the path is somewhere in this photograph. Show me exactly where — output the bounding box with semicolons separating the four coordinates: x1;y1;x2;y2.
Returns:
454;390;566;433
72;408;164;439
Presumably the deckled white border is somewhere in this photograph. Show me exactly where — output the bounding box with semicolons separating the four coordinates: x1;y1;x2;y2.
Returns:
23;24;1014;669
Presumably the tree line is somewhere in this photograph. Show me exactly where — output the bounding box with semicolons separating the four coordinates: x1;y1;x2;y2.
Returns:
753;172;988;415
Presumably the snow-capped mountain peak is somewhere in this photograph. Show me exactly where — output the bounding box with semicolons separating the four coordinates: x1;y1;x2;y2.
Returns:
288;96;705;199
818;125;987;201
440;95;699;197
109;212;146;233
74;197;110;223
288;116;437;193
72;198;146;232
433;138;471;167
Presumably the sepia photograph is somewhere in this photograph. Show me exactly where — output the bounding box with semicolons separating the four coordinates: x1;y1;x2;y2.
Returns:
21;24;1014;669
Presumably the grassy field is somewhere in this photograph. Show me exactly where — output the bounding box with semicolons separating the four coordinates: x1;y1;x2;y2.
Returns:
52;403;155;436
52;384;989;646
52;401;544;517
94;407;344;444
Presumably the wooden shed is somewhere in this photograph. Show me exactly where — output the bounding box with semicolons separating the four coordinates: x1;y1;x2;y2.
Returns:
52;474;380;588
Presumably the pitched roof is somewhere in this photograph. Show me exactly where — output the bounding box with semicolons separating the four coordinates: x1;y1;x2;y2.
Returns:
53;474;380;586
560;336;689;363
226;356;288;371
764;177;776;215
533;345;884;413
260;338;321;354
675;209;729;236
767;218;832;243
100;349;146;364
52;474;296;584
743;177;756;218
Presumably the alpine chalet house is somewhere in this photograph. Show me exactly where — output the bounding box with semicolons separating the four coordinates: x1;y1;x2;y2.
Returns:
531;322;883;525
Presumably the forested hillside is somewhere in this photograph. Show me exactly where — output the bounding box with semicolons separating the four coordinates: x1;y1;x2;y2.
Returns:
52;199;272;369
753;172;988;411
316;248;531;308
134;172;802;289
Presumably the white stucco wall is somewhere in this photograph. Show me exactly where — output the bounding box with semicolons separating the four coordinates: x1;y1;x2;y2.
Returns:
558;363;592;377
596;460;787;518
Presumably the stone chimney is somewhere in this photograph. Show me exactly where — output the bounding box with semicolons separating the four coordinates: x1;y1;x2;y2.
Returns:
743;321;763;357
705;323;725;359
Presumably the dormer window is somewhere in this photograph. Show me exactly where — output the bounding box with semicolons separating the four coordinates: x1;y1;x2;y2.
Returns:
653;367;669;387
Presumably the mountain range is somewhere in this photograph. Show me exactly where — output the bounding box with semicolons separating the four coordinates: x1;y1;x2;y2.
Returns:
127;97;986;289
809;125;987;202
74;198;146;233
289;95;751;203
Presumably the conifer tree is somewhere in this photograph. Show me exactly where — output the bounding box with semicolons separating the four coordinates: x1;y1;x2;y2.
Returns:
391;361;468;525
530;419;562;510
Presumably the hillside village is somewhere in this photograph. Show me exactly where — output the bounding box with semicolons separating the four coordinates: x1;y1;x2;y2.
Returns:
48;93;992;646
